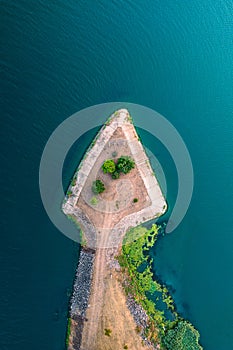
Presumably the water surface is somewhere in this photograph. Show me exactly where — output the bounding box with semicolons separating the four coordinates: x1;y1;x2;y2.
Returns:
1;1;233;349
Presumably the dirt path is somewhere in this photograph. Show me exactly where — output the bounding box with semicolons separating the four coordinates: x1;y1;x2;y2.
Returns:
80;247;154;350
80;206;112;349
80;248;106;349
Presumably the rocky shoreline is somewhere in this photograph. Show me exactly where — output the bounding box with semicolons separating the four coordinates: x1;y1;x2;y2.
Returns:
127;295;149;330
127;296;158;349
68;248;95;350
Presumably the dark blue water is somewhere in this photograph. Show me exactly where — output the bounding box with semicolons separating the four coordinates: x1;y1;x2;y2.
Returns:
1;1;233;349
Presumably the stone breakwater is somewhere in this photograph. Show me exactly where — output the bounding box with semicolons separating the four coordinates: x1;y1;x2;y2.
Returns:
127;296;149;329
127;296;157;349
69;248;95;350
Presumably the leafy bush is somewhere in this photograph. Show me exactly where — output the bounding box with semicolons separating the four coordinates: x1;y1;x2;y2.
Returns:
162;320;202;350
101;156;135;179
92;180;105;194
102;159;116;173
133;198;138;203
116;156;135;174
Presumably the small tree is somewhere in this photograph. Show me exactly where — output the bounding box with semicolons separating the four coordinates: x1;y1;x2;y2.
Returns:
116;156;135;174
102;159;116;174
92;180;105;194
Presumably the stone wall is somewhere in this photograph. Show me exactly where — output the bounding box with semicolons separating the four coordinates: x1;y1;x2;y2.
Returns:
69;248;95;350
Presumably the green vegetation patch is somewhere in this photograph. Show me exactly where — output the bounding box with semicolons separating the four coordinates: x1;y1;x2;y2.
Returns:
92;179;105;194
116;156;135;174
71;177;77;186
66;317;72;346
117;224;202;349
111;170;120;179
162;320;202;350
102;159;116;174
90;196;98;205
101;155;135;180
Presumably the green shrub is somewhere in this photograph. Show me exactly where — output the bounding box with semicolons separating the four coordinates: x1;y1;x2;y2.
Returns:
112;151;118;158
90;196;98;205
104;328;112;336
92;180;105;194
116;156;135;174
162;320;202;350
102;159;116;173
112;171;120;179
133;198;138;203
67;190;72;197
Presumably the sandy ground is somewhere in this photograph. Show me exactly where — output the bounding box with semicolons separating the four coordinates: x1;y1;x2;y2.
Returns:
77;127;151;231
81;260;153;350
